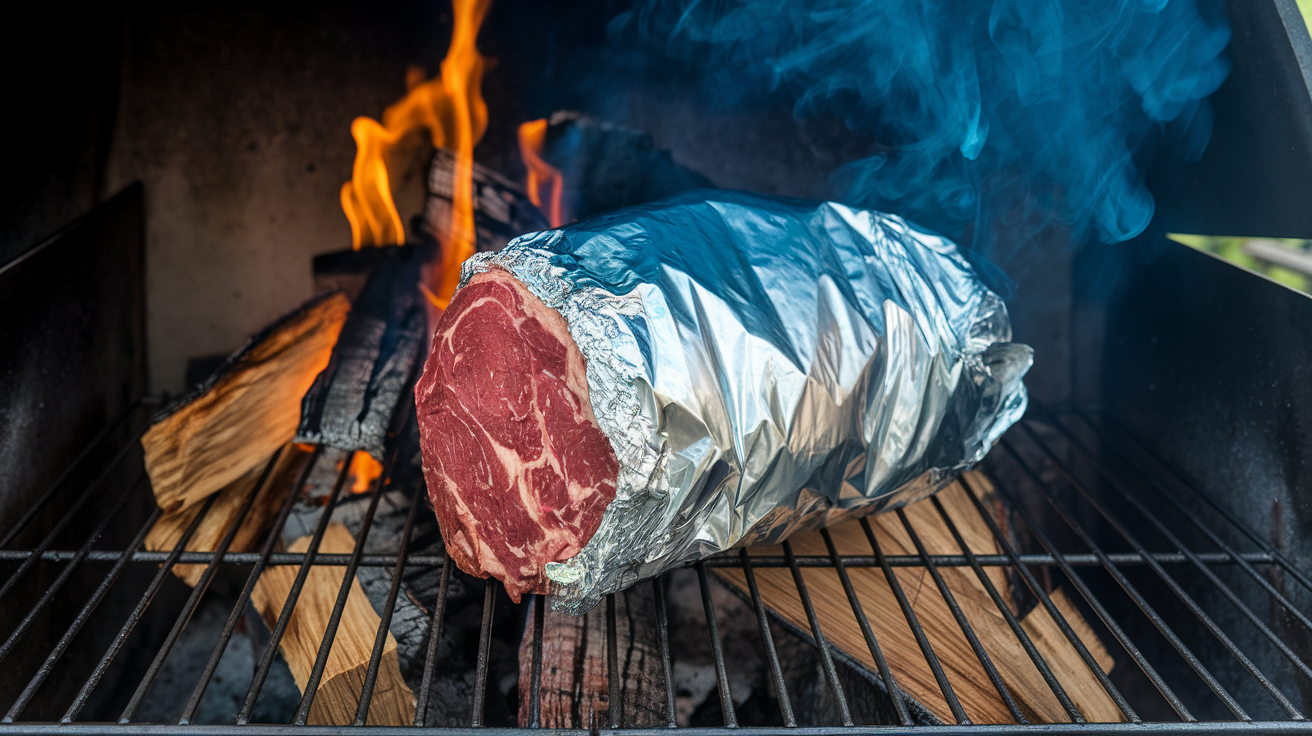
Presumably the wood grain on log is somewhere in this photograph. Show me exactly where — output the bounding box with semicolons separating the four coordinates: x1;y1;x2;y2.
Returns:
517;584;665;728
144;443;314;586
142;292;351;515
250;523;416;726
714;472;1120;724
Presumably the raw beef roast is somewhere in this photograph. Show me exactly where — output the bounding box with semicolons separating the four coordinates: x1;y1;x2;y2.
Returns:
415;267;619;601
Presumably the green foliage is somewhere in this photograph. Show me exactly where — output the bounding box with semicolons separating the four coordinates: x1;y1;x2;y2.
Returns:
1169;234;1312;294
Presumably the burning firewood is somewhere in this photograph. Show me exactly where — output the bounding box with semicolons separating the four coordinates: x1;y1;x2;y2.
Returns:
713;472;1120;724
250;523;416;726
142;291;351;515
144;443;315;586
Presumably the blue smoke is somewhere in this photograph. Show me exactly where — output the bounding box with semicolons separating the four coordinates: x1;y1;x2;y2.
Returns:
608;0;1230;256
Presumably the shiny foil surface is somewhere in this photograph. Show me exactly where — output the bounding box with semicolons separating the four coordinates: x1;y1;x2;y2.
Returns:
459;190;1032;613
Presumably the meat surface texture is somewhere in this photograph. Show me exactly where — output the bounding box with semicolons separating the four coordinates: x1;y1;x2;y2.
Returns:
415;268;619;601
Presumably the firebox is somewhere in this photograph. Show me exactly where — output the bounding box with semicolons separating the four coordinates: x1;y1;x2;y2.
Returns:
1;0;1310;733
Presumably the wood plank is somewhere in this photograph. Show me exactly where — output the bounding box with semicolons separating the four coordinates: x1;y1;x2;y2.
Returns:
250;523;416;726
142;291;351;515
143;443;314;586
517;584;665;728
713;472;1121;724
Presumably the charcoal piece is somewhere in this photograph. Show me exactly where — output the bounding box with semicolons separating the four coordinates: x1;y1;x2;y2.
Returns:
539;111;714;222
296;249;426;459
424;147;548;253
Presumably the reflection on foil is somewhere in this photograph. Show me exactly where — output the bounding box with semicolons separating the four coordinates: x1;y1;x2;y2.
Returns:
461;190;1032;613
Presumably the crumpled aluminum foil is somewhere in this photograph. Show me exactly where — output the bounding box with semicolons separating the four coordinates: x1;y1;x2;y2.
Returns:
459;190;1032;613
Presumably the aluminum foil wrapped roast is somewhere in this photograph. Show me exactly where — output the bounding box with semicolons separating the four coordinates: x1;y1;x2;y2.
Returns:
415;190;1031;613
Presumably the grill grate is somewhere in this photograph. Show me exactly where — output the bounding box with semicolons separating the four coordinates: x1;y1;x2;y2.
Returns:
0;400;1309;734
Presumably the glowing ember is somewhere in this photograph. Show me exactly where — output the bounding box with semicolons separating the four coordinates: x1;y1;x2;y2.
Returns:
517;119;564;228
348;451;384;494
339;0;492;308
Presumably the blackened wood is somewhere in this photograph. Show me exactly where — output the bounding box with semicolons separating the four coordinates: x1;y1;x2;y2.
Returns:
517;584;664;728
539;111;713;222
296;250;425;460
424;147;548;253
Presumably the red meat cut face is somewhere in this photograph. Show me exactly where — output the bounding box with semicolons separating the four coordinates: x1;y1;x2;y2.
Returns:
414;267;619;602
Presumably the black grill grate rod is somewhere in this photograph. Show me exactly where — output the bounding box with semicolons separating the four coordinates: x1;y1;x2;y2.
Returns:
62;492;221;723
470;582;496;728
237;454;354;725
3;501;161;723
413;549;453;728
652;577;678;728
926;494;1084;723
738;549;798;727
1027;412;1312;683
695;561;737;728
119;451;284;723
894;508;1026;724
782;540;854;726
963;472;1187;722
1062;407;1312;636
354;481;425;726
860;516;969;725
994;441;1248;720
1010;425;1305;720
528;593;545;728
1098;411;1312;596
0;424;148;603
0;470;145;668
180;445;320;725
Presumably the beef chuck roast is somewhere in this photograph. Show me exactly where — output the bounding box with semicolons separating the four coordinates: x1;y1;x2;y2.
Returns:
414;267;619;601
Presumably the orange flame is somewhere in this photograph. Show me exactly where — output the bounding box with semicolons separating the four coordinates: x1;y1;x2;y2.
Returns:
348;452;384;494
340;0;492;308
517;119;564;228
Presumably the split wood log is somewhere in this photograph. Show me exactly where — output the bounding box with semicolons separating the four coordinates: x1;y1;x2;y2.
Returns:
517;584;665;728
250;523;416;726
142;292;351;515
714;471;1120;724
144;443;314;586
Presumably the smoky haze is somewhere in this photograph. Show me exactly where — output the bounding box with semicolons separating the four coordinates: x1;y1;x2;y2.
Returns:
601;0;1231;267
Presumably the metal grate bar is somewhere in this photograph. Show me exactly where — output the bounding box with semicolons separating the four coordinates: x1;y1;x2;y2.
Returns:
528;594;544;729
292;451;391;726
963;473;1188;722
238;455;353;725
926;495;1083;723
1064;408;1312;636
3;503;161;723
738;549;798;727
894;509;1026;724
0;402;138;550
180;447;318;725
120;452;282;723
1099;412;1312;595
860;516;969;724
354;482;425;726
0;470;144;668
818;529;911;726
413;550;453;728
782;540;854;726
0;549;1278;568
1032;413;1312;683
605;594;621;729
652;578;678;728
470;583;496;728
0;426;147;603
1011;425;1305;720
62;492;221;723
994;441;1246;720
695;562;737;728
958;474;1140;722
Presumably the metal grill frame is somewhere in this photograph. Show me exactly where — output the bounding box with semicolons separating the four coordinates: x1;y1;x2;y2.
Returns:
0;398;1309;735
